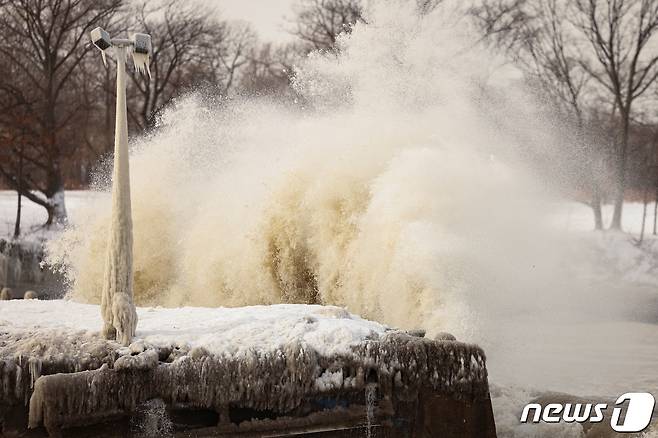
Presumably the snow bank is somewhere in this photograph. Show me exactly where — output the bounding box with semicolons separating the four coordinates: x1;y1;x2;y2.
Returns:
0;300;387;358
0;300;490;432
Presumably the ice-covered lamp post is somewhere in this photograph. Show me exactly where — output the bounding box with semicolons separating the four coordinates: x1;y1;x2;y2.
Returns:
90;27;151;346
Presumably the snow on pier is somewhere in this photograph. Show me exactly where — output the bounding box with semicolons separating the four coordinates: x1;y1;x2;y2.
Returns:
0;300;388;358
0;300;491;436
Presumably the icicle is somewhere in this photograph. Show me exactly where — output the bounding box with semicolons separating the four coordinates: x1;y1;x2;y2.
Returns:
132;51;151;79
15;361;22;400
365;383;377;438
4;323;490;432
28;358;41;389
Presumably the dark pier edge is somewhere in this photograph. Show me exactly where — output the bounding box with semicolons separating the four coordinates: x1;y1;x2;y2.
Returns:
1;331;497;437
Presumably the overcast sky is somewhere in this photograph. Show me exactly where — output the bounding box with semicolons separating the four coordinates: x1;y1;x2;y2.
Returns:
198;0;297;43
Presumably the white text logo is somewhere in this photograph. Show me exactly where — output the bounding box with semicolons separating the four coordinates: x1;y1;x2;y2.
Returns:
520;392;655;433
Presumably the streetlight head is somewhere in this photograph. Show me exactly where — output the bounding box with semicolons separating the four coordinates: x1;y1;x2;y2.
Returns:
89;27;151;77
90;27;111;67
132;33;152;55
131;33;152;78
90;27;111;51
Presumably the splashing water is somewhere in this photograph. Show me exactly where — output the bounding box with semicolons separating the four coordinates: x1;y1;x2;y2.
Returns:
46;3;658;436
49;1;559;338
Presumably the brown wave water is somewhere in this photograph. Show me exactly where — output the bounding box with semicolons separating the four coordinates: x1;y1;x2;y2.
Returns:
47;1;573;338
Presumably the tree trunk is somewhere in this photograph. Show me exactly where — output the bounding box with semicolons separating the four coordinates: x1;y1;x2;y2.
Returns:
610;163;626;230
610;110;630;230
43;73;68;227
13;152;23;239
43;161;68;226
14;192;22;239
653;181;658;235
592;182;603;230
638;172;650;245
44;191;68;226
14;183;23;239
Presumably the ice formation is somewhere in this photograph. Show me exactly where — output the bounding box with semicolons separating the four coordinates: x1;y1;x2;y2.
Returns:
132;51;151;78
23;290;38;299
0;287;10;300
131;398;173;436
100;46;137;346
0;300;489;434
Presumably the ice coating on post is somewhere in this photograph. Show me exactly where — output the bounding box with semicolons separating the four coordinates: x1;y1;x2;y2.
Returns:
101;46;137;346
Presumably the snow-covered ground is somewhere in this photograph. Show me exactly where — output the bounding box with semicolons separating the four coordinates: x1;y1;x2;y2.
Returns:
0;300;387;358
551;201;658;235
488;314;658;437
0;190;104;241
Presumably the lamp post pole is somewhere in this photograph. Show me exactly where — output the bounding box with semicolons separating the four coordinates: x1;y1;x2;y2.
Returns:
90;28;151;346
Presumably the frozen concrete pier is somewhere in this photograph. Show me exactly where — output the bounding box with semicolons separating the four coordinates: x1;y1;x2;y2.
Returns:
0;300;496;437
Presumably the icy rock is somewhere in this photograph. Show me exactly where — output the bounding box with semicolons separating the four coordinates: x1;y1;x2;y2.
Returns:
166;345;189;362
1;287;12;300
117;346;132;356
314;368;344;391
189;346;210;359
155;346;172;362
0;330;118;406
435;332;457;341
350;332;488;401
114;350;158;371
406;329;426;338
23;290;38;300
129;340;146;354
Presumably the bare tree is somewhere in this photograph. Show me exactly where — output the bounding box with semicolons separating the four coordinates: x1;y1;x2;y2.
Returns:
472;0;529;43
126;0;213;130
475;0;658;231
77;52;116;165
416;0;444;15
0;108;32;237
125;1;257;130
239;42;301;96
201;21;258;96
473;0;608;229
636;139;651;244
572;0;658;230
0;0;122;225
289;0;365;51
